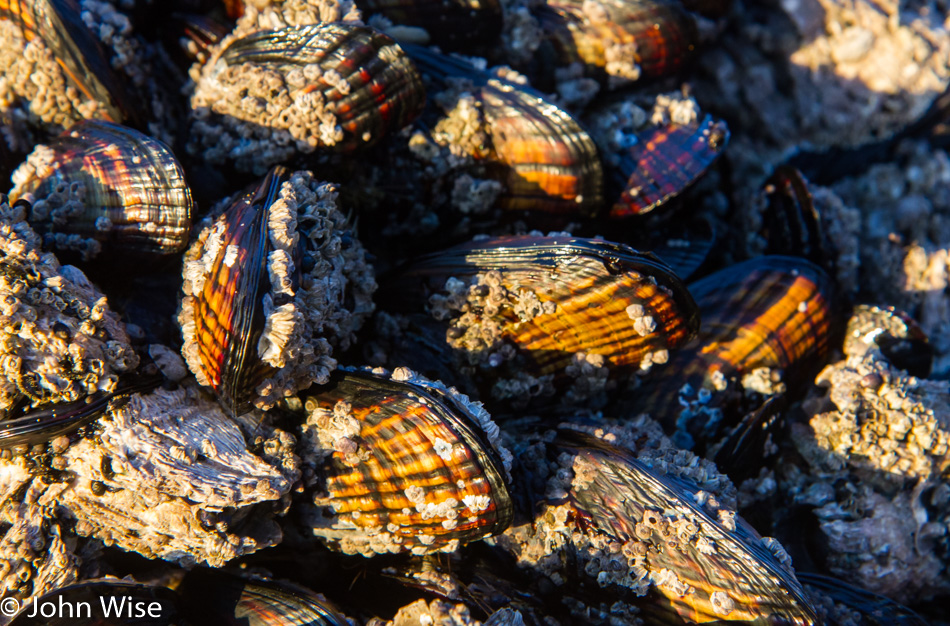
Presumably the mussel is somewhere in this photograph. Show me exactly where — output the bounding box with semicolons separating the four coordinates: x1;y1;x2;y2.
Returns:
631;255;836;451
379;235;700;407
532;0;699;87
297;367;513;556
179;166;376;414
406;46;604;216
0;0;140;127
9;120;193;260
188;22;426;174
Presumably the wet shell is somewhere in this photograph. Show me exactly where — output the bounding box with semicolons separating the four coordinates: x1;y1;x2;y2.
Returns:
0;0;140;126
180;569;351;625
800;573;929;626
298;368;513;556
407;46;603;216
610;115;729;217
189;23;425;174
753;166;831;267
179;166;376;414
356;0;503;49
381;235;699;404
534;0;698;86
9;120;193;260
633;255;835;449
554;431;819;624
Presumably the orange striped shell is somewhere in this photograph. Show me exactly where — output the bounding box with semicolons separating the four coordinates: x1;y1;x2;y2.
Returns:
381;236;699;404
299;368;513;556
556;432;819;624
610;115;730;217
635;255;835;448
9;120;192;259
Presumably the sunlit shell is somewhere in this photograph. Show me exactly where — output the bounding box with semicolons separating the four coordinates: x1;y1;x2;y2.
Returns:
535;0;698;86
381;235;699;405
0;0;139;125
844;304;932;377
189;23;425;174
9;120;192;260
298;368;513;556
407;46;603;216
556;431;819;624
610;115;729;217
634;255;835;449
178;166;376;414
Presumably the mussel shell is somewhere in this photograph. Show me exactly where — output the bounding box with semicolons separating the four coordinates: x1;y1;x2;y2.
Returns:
180;569;350;625
216;23;425;152
382;235;700;385
180;166;282;414
9;120;193;259
300;369;513;556
610;115;729;217
356;0;503;49
755;166;830;268
0;0;141;126
633;255;835;448
534;0;698;84
406;46;604;216
0;375;161;449
10;580;182;625
556;430;819;624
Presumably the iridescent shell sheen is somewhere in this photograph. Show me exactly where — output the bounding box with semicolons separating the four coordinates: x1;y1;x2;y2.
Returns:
0;0;139;125
9;120;193;260
534;0;698;85
178;166;376;414
381;235;699;403
407;46;604;216
610;115;729;217
299;368;513;556
189;23;425;173
555;431;819;624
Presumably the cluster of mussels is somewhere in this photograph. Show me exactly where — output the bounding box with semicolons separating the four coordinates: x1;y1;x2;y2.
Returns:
0;0;948;624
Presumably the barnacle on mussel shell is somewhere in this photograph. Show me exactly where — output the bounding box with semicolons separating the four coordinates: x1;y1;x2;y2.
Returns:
630;255;835;451
0;0;139;128
188;22;425;174
610;115;729;217
297;367;513;556
531;0;699;88
379;235;699;408
500;421;818;624
8;120;193;261
0;194;138;420
179;165;376;413
406;46;604;216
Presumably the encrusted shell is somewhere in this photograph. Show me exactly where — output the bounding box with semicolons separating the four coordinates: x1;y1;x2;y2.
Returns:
552;431;819;624
634;255;835;450
298;367;513;556
381;235;699;406
534;0;698;86
188;22;425;174
178;166;376;413
9;120;193;260
0;0;139;126
408;46;604;216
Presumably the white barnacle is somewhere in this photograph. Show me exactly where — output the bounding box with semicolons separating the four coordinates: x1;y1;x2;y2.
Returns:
463;494;491;512
405;484;426;505
433;437;454;461
710;591;735;615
